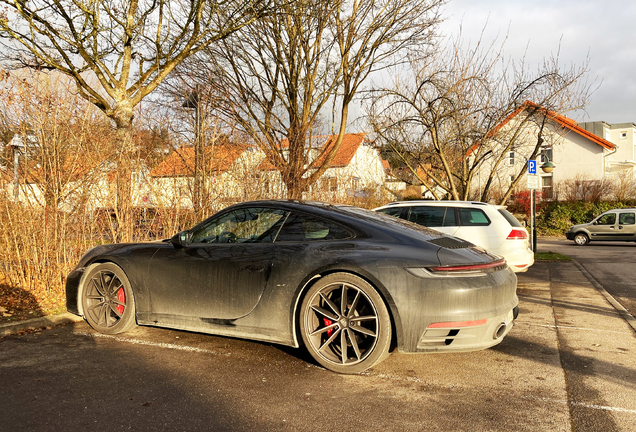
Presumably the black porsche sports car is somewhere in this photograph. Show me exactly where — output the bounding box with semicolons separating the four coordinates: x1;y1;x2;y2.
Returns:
66;200;518;374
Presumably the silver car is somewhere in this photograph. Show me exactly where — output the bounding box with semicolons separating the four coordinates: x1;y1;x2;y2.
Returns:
566;208;636;245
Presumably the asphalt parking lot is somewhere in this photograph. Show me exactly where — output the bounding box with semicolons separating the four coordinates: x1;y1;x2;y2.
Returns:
1;240;635;431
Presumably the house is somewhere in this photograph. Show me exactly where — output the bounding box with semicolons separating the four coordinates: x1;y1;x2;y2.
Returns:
473;102;626;201
578;121;636;173
257;133;393;201
150;142;264;208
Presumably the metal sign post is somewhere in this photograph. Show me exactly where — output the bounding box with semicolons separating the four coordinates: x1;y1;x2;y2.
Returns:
527;161;539;252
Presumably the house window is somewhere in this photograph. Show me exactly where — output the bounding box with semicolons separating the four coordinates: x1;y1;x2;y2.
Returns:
540;147;553;163
351;177;360;190
509;175;515;184
620;131;627;140
508;151;515;166
329;177;338;192
541;175;553;200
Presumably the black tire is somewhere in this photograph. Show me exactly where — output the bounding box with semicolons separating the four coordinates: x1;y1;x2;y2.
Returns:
299;273;391;374
81;263;137;334
574;233;589;246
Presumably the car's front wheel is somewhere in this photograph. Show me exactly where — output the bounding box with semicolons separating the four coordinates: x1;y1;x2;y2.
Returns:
574;233;589;246
81;263;137;334
299;273;391;374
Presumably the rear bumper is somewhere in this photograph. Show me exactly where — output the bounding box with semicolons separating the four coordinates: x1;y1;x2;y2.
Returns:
504;247;534;273
412;306;517;352
388;266;519;353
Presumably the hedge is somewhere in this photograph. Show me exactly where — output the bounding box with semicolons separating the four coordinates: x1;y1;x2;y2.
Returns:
534;200;636;236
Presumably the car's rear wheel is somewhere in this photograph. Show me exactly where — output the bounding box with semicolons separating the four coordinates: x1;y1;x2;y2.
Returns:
574;233;589;246
81;263;136;334
299;273;391;374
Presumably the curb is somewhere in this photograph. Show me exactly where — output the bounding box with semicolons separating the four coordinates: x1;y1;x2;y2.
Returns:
572;260;636;334
0;312;84;337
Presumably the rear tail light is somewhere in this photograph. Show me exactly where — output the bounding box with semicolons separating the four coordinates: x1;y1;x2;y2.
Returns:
507;228;528;240
427;259;507;272
407;259;507;278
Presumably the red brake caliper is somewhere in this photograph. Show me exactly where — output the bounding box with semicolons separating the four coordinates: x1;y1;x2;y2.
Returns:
323;318;334;337
116;288;125;314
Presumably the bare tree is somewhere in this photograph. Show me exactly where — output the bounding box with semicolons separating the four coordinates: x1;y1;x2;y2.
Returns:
0;0;274;240
366;35;592;203
189;0;442;199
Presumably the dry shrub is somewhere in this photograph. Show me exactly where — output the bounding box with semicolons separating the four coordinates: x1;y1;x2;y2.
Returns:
557;173;612;202
0;195;94;312
609;170;636;201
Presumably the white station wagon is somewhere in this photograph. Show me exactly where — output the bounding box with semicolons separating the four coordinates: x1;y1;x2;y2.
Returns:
374;201;534;272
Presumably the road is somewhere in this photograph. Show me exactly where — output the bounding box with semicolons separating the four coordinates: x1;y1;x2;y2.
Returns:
538;237;636;317
1;257;635;431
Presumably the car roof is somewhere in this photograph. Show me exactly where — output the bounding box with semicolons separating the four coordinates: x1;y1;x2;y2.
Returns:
376;200;505;210
216;199;452;242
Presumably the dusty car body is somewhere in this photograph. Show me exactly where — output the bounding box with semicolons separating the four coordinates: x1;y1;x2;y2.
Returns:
66;200;518;373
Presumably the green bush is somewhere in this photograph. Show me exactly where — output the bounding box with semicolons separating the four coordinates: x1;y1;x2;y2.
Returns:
535;200;636;236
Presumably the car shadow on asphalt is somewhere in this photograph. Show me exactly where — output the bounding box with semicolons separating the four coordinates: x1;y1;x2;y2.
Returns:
518;294;631;318
493;335;636;391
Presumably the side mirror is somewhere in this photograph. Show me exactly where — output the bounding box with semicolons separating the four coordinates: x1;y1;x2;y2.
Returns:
171;231;189;248
592;221;598;225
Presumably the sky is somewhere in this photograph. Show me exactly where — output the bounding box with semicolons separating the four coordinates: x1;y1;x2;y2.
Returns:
440;0;636;124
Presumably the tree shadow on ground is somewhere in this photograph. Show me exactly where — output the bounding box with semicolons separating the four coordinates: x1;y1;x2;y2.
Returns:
0;283;43;324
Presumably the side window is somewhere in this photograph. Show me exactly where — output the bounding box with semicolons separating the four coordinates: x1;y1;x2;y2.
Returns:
619;213;635;225
275;212;352;242
407;206;446;227
442;208;456;227
190;208;287;244
597;213;616;225
458;208;491;226
377;207;404;218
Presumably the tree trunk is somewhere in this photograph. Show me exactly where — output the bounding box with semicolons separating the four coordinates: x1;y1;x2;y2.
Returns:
113;104;135;243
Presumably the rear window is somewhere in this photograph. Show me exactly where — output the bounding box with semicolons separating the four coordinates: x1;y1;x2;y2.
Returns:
274;212;352;242
498;209;523;227
458;208;490;226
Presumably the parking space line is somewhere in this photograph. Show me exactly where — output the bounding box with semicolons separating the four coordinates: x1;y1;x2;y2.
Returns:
74;331;231;356
524;396;636;415
517;322;627;334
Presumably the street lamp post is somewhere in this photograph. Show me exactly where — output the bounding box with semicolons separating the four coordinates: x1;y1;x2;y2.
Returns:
10;135;25;202
531;160;556;252
183;88;202;217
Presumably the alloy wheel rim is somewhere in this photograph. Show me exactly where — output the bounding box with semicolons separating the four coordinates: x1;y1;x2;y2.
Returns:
85;270;126;328
305;282;379;366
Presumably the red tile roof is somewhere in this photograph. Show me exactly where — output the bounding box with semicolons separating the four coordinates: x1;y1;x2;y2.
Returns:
258;133;367;171
314;133;366;168
468;101;615;156
151;143;249;177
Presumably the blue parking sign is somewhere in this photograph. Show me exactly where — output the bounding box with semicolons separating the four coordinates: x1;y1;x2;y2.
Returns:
528;160;537;174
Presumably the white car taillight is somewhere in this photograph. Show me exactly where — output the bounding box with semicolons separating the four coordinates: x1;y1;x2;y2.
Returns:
507;228;528;240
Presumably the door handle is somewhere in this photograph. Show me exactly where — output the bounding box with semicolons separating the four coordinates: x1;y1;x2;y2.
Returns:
241;264;265;272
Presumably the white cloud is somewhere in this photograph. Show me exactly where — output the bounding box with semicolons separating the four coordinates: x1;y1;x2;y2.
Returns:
441;0;636;123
